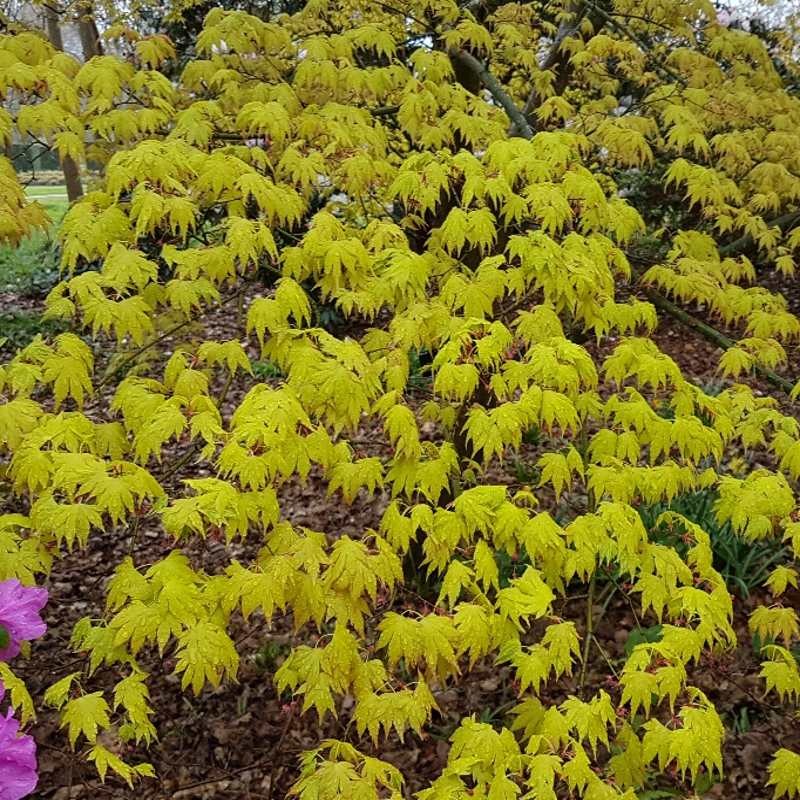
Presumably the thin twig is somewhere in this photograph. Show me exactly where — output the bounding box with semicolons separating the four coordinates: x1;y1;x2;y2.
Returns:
95;287;248;390
578;575;596;696
267;705;296;800
718;209;800;258
579;0;688;89
591;634;620;680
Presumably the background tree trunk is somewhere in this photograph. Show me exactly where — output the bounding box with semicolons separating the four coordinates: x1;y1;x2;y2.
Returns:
44;4;83;202
77;1;103;59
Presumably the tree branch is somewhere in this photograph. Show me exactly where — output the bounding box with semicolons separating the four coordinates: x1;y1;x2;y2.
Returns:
460;0;514;15
432;0;797;399
518;2;602;131
627;206;800;399
95;286;249;390
448;48;534;139
718;209;800;258
370;104;401;117
641;283;796;397
579;0;687;88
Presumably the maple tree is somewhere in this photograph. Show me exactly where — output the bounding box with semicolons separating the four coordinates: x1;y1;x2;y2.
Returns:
2;0;800;796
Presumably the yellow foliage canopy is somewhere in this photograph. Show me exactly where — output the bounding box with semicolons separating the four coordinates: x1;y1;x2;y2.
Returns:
1;0;800;796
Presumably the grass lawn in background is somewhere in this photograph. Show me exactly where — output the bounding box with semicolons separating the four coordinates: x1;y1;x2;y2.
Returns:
0;184;69;354
0;184;67;293
24;184;69;219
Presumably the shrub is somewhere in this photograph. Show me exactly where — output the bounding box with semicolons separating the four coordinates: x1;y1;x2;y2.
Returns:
1;3;800;799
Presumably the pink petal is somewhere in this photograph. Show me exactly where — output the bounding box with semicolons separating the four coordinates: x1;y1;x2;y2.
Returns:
0;580;48;662
0;710;38;800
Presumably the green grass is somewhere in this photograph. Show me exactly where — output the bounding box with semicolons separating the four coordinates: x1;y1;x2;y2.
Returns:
0;225;62;295
0;186;67;295
0;185;71;352
252;360;284;380
25;185;69;220
25;185;66;196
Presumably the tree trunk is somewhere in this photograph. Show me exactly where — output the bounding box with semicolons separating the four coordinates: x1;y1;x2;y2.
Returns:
77;2;103;59
60;154;83;203
44;5;83;202
43;5;64;50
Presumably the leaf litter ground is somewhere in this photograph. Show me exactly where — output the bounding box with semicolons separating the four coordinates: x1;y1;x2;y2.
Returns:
3;281;799;800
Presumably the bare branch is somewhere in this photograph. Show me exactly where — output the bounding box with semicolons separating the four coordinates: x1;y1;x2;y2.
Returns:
718;209;800;258
448;48;535;139
641;284;796;396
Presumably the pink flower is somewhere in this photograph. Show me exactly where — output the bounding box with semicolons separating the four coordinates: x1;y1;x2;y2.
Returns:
0;581;46;798
0;685;38;800
0;580;47;661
